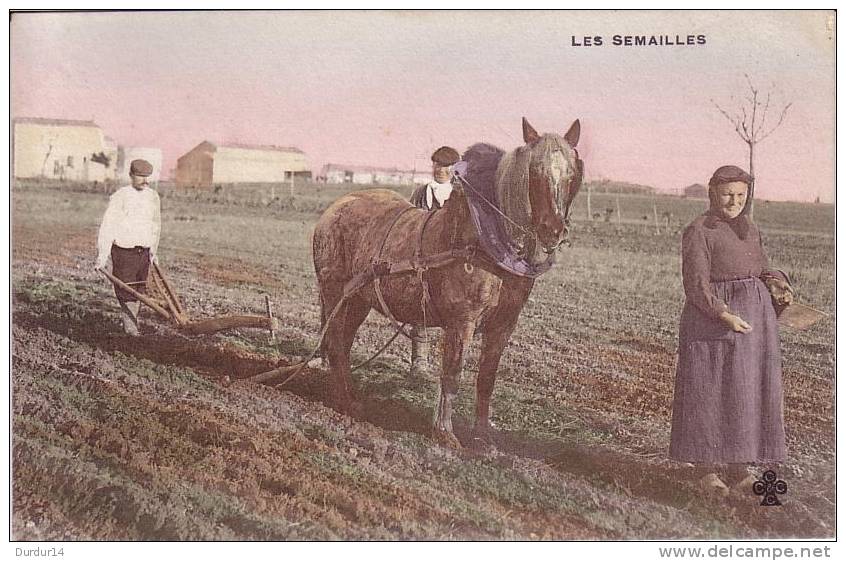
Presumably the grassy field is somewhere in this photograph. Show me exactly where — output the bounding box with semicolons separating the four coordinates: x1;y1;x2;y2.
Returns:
11;180;835;540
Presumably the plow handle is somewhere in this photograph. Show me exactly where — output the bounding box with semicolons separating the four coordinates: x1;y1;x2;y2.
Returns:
97;267;173;321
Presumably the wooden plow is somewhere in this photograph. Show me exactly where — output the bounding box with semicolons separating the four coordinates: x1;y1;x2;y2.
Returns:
97;262;278;338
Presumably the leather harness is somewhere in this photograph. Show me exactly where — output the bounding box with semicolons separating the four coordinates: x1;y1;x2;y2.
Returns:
344;204;480;338
341;148;584;337
270;151;581;386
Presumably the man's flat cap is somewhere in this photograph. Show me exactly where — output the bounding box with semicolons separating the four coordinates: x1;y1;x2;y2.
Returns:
130;159;154;177
708;165;752;187
431;146;460;166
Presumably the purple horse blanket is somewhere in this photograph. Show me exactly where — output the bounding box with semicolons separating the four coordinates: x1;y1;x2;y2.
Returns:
454;143;554;278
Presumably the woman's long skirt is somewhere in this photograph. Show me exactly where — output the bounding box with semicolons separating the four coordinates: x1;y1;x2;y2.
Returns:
669;277;786;464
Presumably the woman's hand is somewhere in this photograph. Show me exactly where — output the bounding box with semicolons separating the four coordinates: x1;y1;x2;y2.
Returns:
765;277;794;307
719;311;752;333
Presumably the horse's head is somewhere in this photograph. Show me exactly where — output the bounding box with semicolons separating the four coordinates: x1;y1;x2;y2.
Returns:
520;117;584;254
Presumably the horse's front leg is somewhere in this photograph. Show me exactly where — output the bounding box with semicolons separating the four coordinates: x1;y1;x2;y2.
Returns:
473;322;518;446
432;323;474;449
473;276;533;446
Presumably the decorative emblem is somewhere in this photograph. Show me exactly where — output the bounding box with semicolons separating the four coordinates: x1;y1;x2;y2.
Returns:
752;470;787;506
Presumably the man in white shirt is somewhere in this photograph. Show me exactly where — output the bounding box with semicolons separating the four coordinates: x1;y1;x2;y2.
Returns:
96;159;161;336
408;146;460;375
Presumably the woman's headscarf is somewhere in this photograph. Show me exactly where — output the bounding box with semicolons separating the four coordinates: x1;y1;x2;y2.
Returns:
705;164;753;239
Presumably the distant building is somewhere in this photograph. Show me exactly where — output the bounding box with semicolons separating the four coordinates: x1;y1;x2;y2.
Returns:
585;179;655;195
683;183;708;198
13;117;116;182
321;163;431;186
175;141;309;188
116;146;163;182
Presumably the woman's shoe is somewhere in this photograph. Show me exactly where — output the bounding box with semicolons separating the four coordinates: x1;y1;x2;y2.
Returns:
699;472;730;498
732;473;758;496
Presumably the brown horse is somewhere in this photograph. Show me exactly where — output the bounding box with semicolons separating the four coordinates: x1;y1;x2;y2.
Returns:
312;118;582;448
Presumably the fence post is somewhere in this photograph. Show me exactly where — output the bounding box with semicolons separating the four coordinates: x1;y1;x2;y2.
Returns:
652;199;661;235
616;193;621;223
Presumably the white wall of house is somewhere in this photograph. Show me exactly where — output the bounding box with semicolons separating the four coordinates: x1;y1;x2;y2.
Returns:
13;119;106;181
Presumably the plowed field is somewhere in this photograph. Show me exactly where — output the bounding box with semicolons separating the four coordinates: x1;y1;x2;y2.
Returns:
11;183;835;540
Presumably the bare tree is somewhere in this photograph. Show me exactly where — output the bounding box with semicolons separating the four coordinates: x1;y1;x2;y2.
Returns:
712;75;792;217
40;142;53;178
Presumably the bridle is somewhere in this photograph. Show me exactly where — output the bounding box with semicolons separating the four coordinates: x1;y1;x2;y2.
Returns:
452;169;534;240
454;145;584;256
542;146;584;254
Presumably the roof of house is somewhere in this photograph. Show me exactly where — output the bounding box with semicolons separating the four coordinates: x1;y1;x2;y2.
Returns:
178;141;306;164
14;117;100;128
211;141;304;154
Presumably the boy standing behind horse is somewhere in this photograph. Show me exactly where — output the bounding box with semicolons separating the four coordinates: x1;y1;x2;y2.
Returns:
408;146;461;375
410;146;461;211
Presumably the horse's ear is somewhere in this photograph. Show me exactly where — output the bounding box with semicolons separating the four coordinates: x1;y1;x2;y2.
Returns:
564;119;581;148
522;117;540;144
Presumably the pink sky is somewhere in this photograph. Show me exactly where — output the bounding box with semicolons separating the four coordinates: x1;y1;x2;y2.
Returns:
11;10;835;202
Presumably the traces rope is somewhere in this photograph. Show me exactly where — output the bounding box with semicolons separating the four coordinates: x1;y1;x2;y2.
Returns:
272;206;476;388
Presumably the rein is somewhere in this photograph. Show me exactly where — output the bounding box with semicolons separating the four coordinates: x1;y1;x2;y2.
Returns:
454;165;556;257
454;150;582;255
453;170;535;239
268;140;583;389
268;212;476;388
262;155;581;388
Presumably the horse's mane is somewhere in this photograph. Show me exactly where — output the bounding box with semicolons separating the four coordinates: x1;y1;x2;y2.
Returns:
463;135;574;248
462;142;505;196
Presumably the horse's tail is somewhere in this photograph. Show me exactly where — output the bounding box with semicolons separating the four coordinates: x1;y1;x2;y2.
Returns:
312;201;350;358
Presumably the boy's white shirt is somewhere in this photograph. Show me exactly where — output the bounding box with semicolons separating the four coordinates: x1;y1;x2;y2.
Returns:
96;185;161;268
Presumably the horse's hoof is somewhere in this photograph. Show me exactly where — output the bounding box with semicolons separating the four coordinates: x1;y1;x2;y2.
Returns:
339;402;364;419
432;428;462;450
408;359;432;378
332;396;364;419
348;400;365;418
469;438;497;455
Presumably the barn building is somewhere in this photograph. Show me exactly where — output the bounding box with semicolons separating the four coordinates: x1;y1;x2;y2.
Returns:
13;117;117;182
683;183;709;198
321;164;431;186
175;141;310;188
116;147;163;182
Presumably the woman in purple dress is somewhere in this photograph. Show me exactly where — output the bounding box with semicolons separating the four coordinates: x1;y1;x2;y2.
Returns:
669;165;794;496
